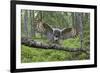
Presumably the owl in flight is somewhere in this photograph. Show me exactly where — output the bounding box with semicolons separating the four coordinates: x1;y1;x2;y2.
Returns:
37;21;77;44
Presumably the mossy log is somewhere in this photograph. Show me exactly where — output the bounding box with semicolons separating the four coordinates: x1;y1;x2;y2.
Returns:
21;37;89;55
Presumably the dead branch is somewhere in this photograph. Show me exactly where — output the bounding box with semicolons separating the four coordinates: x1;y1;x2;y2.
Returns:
21;37;89;54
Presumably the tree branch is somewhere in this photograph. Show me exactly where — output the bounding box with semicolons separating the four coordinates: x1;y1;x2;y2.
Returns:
21;37;89;54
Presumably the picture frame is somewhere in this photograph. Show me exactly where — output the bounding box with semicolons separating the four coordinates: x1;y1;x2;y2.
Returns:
10;0;97;72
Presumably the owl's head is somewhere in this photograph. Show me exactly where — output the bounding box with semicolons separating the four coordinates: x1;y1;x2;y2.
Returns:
53;28;61;42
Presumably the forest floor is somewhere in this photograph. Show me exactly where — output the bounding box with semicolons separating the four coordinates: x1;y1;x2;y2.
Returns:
21;36;89;63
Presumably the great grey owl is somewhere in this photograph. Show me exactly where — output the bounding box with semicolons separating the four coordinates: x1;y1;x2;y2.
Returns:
37;21;77;44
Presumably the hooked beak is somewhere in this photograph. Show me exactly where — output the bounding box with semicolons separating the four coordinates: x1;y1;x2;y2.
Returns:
54;37;59;41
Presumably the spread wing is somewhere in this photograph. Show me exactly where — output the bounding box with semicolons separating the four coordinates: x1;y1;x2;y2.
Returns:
42;23;53;40
61;28;76;39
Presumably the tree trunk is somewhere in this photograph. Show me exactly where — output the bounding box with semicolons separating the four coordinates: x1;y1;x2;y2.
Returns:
32;10;36;37
24;10;28;38
74;13;84;56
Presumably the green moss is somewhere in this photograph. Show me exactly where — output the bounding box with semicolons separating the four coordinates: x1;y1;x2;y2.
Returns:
21;43;89;63
62;37;80;48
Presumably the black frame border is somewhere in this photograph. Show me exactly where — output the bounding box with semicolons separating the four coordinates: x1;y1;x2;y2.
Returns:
10;1;97;72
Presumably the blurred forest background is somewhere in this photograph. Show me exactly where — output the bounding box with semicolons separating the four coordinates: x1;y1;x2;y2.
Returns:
21;10;90;63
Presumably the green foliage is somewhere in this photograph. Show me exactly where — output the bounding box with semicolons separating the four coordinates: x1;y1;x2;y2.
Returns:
21;45;72;63
62;36;80;48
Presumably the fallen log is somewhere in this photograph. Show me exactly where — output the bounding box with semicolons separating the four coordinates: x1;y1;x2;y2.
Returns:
21;37;89;54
